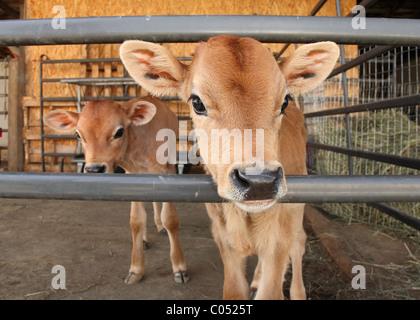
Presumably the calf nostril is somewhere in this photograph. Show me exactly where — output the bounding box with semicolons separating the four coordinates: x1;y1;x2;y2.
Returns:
85;165;106;173
231;169;251;192
274;166;283;181
97;165;106;173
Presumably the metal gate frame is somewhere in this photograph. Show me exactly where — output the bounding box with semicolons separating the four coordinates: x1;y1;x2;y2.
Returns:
0;15;419;230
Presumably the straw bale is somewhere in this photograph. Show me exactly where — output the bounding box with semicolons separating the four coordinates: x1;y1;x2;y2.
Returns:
25;0;357;97
22;0;356;172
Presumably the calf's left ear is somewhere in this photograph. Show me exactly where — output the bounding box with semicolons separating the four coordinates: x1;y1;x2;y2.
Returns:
127;100;157;126
43;110;79;133
279;42;340;95
120;40;186;97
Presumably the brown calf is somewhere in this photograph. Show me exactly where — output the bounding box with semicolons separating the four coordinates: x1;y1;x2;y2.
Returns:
43;96;188;284
120;36;339;299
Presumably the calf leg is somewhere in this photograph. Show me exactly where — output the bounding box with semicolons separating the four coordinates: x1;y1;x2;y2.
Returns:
206;204;249;300
289;226;307;300
152;202;166;234
250;259;261;299
125;201;147;284
161;202;188;283
254;248;290;300
219;244;249;300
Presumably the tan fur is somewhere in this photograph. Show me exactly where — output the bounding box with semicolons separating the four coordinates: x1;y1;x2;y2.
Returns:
43;96;188;285
120;36;339;299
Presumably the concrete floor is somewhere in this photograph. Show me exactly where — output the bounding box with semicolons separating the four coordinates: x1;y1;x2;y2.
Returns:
1;197;418;300
0;199;228;299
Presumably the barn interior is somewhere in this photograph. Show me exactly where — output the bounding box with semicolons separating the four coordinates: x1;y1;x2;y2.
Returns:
0;0;419;301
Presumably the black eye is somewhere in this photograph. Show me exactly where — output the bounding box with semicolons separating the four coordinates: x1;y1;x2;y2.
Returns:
188;94;207;116
281;94;292;114
114;127;124;139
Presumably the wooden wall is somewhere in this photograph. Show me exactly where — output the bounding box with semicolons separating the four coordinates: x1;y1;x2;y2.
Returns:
22;0;357;172
24;0;357;97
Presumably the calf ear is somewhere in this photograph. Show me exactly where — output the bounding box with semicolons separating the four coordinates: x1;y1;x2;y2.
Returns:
120;40;186;97
279;42;339;95
127;100;157;126
43;110;79;133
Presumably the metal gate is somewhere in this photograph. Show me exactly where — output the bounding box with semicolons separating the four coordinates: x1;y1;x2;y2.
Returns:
0;14;419;232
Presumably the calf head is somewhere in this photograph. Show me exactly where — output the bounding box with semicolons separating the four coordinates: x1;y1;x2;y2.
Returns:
43;98;157;173
120;36;339;212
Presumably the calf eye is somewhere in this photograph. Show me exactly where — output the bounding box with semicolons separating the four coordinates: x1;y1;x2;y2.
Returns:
114;127;124;139
281;94;292;114
75;131;81;140
188;94;207;116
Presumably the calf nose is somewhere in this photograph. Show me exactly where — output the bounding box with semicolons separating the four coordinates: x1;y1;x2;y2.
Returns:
85;165;106;173
230;167;284;200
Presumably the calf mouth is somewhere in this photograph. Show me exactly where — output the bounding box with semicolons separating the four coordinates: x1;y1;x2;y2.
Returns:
234;199;278;213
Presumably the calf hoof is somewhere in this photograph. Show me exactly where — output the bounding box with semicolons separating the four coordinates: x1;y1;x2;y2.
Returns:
174;271;189;284
125;272;143;284
159;228;168;235
143;240;150;250
249;288;258;300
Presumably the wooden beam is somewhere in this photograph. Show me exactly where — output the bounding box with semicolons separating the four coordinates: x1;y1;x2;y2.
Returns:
8;47;25;171
0;1;19;19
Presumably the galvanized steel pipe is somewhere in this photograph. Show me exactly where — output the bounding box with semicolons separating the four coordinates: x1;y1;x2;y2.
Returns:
0;172;419;203
0;16;419;46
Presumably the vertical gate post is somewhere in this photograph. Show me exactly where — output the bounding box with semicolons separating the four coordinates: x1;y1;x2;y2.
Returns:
7;47;25;172
336;0;354;175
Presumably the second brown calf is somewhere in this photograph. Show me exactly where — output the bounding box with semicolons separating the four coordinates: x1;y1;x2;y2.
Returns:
43;96;188;284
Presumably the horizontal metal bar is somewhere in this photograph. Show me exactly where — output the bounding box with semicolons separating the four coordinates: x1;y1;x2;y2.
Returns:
307;142;420;170
328;45;393;78
309;169;420;230
40;58;121;64
66;81;137;86
60;77;135;84
44;152;76;158
40;97;181;106
275;0;328;58
43;134;196;141
1;16;420;46
40;96;180;103
43;77;133;83
42;134;75;139
369;203;420;231
304;94;420;118
177;116;192;121
304;97;363;104
41;96;138;102
41;57;189;64
0;173;419;203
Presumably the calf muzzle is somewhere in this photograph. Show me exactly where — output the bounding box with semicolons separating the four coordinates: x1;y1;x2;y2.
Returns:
230;167;284;200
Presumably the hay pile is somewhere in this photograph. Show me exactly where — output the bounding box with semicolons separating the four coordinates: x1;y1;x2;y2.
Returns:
310;108;419;239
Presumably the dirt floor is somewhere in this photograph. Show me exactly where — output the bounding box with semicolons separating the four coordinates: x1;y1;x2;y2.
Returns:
0;198;418;300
